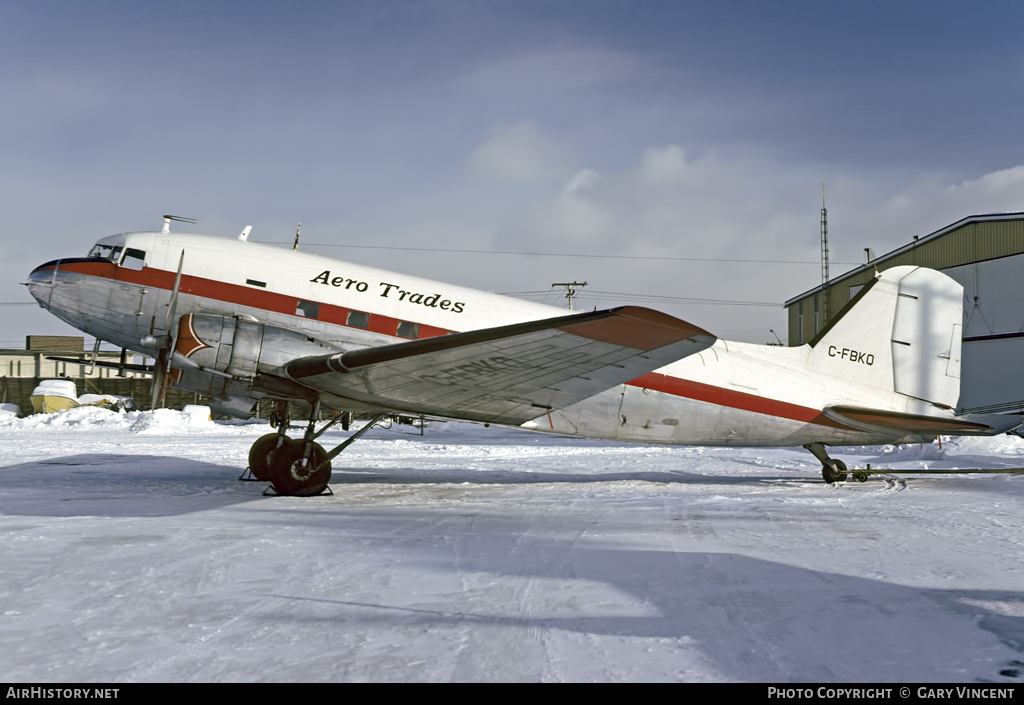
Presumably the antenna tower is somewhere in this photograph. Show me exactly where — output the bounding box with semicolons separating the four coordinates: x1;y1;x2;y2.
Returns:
820;185;829;327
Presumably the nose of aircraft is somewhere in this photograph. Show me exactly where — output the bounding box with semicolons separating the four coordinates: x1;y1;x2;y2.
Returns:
25;258;61;307
28;259;59;283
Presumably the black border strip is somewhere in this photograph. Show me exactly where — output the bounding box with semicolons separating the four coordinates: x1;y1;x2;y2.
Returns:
963;331;1024;343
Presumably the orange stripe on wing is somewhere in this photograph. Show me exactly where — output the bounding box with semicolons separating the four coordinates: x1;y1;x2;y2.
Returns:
557;306;713;350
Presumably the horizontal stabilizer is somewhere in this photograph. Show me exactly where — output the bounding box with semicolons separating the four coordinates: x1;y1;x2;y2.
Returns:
285;306;716;425
824;405;1022;436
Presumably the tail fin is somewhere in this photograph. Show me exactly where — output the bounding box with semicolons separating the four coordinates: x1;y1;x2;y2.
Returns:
805;266;963;408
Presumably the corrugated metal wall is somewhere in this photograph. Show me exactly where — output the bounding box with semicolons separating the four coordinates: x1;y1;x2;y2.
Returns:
787;218;1024;345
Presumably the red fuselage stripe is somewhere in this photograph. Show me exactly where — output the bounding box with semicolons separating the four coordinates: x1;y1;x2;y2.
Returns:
628;373;854;430
45;260;452;340
45;261;848;430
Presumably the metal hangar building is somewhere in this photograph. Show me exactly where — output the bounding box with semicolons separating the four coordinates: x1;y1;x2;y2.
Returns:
784;212;1024;413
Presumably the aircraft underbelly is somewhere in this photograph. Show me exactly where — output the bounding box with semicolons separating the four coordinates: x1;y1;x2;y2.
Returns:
547;383;890;447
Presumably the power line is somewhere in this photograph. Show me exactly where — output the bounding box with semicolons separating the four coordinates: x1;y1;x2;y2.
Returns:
584;292;779;307
254;241;860;266
503;289;780;307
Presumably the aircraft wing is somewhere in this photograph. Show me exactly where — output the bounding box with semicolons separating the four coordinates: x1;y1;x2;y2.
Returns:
284;306;716;425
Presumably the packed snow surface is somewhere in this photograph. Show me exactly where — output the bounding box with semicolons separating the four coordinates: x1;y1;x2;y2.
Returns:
1;407;1023;683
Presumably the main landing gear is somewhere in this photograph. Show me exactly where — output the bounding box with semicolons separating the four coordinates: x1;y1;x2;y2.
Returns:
247;401;388;496
803;442;859;484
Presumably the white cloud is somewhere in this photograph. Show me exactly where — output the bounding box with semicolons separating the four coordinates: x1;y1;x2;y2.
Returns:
504;146;1024;268
563;168;598;194
466;121;571;182
457;143;1024;339
641;145;688;183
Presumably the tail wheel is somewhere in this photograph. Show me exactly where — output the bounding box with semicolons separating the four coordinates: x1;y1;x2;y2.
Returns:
269;441;332;497
822;459;849;483
248;433;293;481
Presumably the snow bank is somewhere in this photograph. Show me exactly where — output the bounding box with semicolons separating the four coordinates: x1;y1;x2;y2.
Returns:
944;433;1024;456
0;406;220;434
0;405;124;431
127;408;218;434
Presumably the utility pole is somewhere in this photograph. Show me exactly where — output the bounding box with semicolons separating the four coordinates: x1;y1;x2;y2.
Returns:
820;185;829;328
551;281;587;311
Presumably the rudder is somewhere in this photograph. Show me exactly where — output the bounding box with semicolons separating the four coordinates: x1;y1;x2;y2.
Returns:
805;266;963;408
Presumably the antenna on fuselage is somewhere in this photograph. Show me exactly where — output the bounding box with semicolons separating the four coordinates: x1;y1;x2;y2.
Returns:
161;215;197;234
239;225;253;241
293;223;301;251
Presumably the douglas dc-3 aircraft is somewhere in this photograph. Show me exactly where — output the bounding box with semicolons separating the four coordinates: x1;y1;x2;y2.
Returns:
25;216;1023;495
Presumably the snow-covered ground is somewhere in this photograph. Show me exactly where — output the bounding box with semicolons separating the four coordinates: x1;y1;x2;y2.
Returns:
1;407;1023;683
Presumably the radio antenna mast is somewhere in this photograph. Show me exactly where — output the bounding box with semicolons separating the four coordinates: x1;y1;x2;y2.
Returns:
820;185;829;327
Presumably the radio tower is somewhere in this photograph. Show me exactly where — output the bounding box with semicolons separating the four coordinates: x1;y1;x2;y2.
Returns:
820;185;829;327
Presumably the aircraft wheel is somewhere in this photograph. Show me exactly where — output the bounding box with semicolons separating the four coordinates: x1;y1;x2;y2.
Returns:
269;441;332;497
248;433;291;481
822;459;849;483
853;472;868;483
833;459;849;482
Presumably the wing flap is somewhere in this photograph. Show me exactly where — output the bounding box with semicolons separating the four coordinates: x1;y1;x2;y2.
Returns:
286;306;715;424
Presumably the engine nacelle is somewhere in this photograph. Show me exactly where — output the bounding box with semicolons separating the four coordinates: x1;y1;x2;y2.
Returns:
173;313;342;379
163;313;344;418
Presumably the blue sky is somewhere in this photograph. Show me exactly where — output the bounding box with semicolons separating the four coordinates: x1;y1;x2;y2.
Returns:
3;1;1023;345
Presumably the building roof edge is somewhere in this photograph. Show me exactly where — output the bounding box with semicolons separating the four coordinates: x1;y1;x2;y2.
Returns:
784;211;1024;307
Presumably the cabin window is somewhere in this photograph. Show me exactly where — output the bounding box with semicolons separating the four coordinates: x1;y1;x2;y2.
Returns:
346;310;370;329
296;300;319;318
246;279;266;288
397;321;420;339
120;248;146;270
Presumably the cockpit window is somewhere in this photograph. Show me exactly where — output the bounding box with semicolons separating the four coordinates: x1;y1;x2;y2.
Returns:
88;243;123;262
87;235;127;262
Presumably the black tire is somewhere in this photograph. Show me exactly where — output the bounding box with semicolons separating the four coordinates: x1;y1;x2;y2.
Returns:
833;459;848;482
248;433;291;481
822;459;849;483
269;441;332;497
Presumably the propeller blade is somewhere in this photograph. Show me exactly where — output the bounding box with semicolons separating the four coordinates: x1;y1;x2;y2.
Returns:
150;251;185;410
150;347;168;410
164;251;185;333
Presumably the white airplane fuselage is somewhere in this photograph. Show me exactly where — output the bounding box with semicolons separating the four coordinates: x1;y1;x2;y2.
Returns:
26;228;964;449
